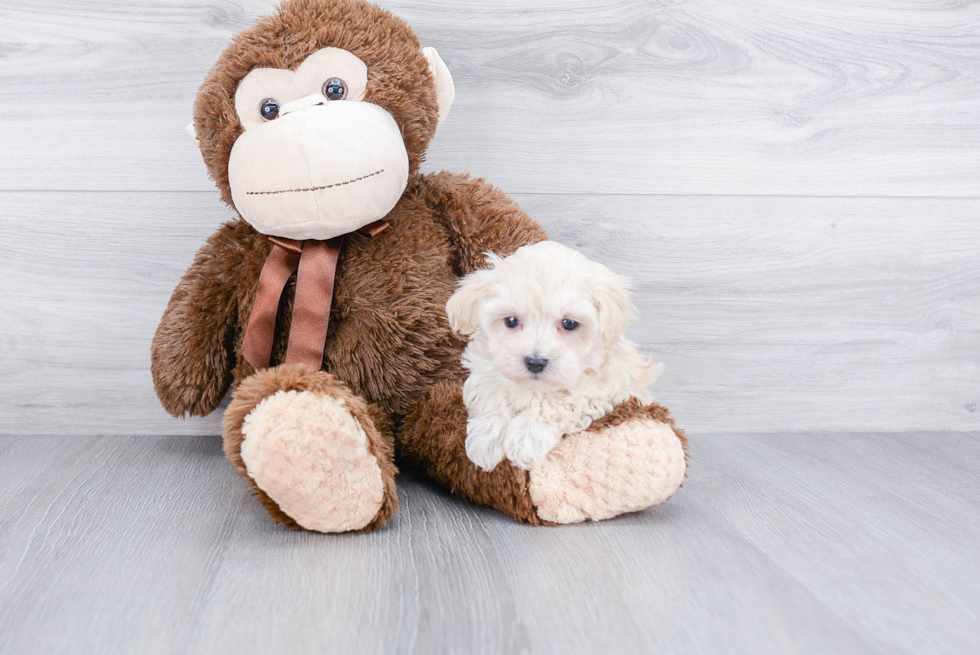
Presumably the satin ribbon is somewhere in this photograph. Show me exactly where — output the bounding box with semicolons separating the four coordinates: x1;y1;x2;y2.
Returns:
241;220;388;371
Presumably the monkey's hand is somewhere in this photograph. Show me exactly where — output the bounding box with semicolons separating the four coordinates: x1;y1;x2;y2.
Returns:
151;222;246;417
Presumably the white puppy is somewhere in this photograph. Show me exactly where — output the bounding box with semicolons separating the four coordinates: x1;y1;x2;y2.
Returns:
446;241;661;471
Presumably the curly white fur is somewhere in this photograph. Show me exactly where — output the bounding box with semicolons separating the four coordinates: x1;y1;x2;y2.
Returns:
446;241;662;471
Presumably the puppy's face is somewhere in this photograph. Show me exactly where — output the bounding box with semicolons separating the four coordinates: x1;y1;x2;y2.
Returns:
479;281;601;389
447;241;635;391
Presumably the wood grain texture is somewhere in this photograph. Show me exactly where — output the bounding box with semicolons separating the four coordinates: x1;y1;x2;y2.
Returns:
0;0;978;195
1;191;978;435
0;432;977;654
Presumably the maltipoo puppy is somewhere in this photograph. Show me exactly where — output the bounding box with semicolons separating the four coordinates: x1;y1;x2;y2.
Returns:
446;241;662;471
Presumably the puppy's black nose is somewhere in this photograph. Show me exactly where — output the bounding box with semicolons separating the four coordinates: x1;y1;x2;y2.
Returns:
524;357;548;374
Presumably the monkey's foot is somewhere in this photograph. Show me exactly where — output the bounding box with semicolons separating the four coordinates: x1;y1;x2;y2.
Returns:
223;364;397;533
240;389;386;532
528;403;687;524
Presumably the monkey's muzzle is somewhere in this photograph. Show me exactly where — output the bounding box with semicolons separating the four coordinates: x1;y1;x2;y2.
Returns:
228;100;409;240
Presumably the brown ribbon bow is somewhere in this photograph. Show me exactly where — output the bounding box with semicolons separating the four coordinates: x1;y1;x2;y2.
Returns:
242;220;388;371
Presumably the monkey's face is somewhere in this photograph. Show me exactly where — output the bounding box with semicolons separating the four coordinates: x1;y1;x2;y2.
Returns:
192;0;456;241
223;47;405;241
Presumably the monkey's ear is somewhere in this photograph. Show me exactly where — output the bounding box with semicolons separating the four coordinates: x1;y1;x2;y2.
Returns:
422;47;455;126
185;122;199;145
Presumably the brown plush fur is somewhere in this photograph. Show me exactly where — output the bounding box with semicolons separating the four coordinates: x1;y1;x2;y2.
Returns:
399;381;548;525
152;0;683;531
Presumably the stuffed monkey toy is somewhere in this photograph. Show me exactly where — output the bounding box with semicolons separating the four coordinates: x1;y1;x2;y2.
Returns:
151;0;687;532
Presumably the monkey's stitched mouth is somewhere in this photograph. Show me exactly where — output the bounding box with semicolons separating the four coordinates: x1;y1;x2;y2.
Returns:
246;169;385;196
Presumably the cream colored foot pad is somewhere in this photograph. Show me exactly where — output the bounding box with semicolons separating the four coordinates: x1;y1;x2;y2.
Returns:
241;390;385;532
529;419;686;524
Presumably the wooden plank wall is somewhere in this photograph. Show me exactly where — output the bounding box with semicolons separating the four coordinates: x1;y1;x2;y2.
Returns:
1;0;978;435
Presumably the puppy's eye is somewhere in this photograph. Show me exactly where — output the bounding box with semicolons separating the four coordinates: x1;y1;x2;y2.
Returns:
561;319;579;331
503;316;520;329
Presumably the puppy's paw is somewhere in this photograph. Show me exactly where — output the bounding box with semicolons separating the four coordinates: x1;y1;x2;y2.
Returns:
504;414;562;470
465;416;507;471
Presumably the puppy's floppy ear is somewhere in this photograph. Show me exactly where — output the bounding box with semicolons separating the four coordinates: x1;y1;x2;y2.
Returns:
592;273;636;345
446;267;498;336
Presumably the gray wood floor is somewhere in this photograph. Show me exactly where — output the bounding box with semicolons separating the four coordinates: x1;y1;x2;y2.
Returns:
1;432;978;654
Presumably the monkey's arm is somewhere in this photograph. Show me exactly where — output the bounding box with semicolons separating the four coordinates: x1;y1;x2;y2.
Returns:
151;221;253;417
425;172;548;276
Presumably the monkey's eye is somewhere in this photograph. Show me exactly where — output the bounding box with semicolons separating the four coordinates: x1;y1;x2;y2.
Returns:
561;319;579;331
259;98;280;121
504;316;520;329
323;77;348;101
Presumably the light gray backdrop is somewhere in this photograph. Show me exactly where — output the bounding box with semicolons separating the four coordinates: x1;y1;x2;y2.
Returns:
1;0;978;436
